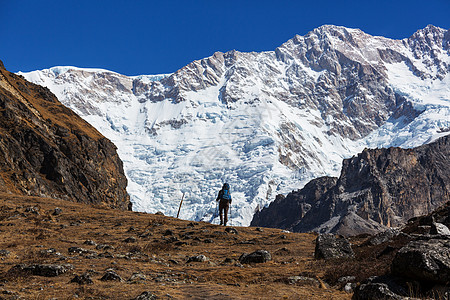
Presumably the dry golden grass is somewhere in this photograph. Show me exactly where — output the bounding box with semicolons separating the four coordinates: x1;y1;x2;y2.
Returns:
0;193;352;299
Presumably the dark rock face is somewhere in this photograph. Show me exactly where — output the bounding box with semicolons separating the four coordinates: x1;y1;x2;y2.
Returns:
314;234;354;259
0;63;130;210
239;250;272;264
392;238;450;284
252;135;450;236
251;177;337;231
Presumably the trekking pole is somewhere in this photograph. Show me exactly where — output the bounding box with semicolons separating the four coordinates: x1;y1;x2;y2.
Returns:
215;201;219;224
176;192;185;218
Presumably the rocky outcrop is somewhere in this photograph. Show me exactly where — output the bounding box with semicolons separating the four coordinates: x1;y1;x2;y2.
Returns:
251;177;337;231
0;60;130;210
252;135;450;236
314;234;354;259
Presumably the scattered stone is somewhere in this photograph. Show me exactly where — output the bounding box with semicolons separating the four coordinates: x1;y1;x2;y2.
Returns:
280;235;287;239
68;247;91;254
70;273;93;285
83;240;97;246
225;227;238;234
255;227;264;232
11;264;73;277
163;229;174;236
344;282;356;293
352;276;408;300
134;291;158;300
239;250;271;264
338;276;356;283
52;207;62;216
281;230;291;233
286;276;320;287
128;273;147;283
314;234;354;259
124;237;137;243
430;222;450;235
100;269;122;281
221;258;235;265
365;228;400;246
203;239;214;243
96;244;114;251
168;259;179;265
40;248;61;257
155;211;164;216
127;226;136;232
25;206;39;215
392;238;450;284
0;250;10;257
187;255;209;263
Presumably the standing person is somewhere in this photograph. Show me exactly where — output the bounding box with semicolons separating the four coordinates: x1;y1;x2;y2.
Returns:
216;183;232;226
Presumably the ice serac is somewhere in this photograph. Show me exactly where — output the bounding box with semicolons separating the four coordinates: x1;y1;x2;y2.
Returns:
252;135;450;235
0;60;130;210
19;25;450;226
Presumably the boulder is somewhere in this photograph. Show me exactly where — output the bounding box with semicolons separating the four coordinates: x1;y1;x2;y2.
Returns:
100;269;122;281
430;222;450;235
392;239;450;284
239;250;271;264
352;276;409;300
70;273;93;285
187;255;209;263
11;264;73;277
314;234;354;259
365;228;400;246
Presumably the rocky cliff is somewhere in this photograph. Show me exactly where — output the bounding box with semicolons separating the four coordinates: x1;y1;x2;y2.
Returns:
251;134;450;235
0;60;130;210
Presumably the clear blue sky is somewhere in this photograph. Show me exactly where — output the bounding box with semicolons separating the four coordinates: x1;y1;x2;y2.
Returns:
1;0;449;75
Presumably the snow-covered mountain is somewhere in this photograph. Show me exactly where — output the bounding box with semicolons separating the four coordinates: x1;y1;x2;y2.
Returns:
19;25;450;226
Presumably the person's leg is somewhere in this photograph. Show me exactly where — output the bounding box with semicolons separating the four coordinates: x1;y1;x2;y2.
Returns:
223;204;229;226
219;202;224;225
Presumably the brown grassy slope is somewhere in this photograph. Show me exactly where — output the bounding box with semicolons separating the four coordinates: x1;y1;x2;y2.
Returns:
0;193;351;300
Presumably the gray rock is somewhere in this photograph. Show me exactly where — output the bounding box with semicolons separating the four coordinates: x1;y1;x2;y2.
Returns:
344;282;356;293
286;276;320;287
225;227;238;234
352;282;406;300
239;250;271;264
187;255;209;263
83;240;97;246
52;207;62;216
96;244;114;250
314;234;354;259
134;291;158;300
366;228;400;246
11;263;73;277
392;239;450;284
0;250;10;256
70;272;93;285
100;269;122;281
128;273;147;282
430;222;450;236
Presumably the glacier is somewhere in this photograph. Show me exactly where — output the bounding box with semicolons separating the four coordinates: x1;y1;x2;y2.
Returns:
19;25;450;226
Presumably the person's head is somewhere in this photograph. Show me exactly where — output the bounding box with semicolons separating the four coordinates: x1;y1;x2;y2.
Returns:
223;183;230;190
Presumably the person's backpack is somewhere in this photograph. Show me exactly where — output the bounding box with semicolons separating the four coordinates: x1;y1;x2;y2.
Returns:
221;188;231;201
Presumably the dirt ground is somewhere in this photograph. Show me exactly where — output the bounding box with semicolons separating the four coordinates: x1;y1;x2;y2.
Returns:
0;193;352;299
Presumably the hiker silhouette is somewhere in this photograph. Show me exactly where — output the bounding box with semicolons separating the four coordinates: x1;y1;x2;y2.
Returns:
216;183;232;226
